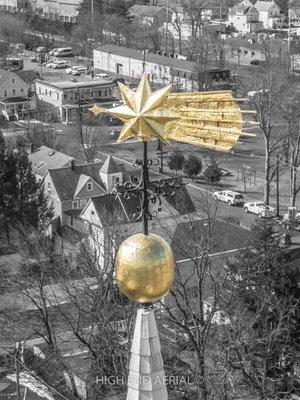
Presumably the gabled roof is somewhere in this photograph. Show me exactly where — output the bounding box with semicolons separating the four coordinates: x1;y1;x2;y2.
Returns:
255;1;279;12
230;3;257;15
74;174;92;198
130;4;166;17
0;69;13;88
48;162;108;201
29;146;83;178
85;194;141;225
14;70;40;84
100;155;122;174
161;178;196;215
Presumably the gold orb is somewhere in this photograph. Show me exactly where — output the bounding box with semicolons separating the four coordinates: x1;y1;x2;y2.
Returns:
116;233;175;303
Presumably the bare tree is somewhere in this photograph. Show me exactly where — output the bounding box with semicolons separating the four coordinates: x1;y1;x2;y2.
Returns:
280;96;300;207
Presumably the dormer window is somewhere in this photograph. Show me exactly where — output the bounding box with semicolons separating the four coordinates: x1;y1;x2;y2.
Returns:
72;201;78;209
87;182;93;191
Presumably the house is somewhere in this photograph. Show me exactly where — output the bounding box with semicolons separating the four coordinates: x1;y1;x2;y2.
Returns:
289;0;300;25
228;0;263;34
254;1;283;29
35;78;117;123
0;0;30;12
29;145;83;181
30;0;82;23
223;36;288;65
129;4;168;27
0;69;38;121
93;44;233;91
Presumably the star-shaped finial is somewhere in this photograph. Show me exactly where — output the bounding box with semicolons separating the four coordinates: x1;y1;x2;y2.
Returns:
90;75;178;143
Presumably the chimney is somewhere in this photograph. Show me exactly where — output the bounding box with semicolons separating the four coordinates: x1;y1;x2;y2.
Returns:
70;158;75;170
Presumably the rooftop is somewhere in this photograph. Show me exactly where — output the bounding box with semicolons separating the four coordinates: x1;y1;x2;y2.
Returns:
130;4;166;17
95;44;208;73
255;1;279;12
35;78;115;90
29;146;83;178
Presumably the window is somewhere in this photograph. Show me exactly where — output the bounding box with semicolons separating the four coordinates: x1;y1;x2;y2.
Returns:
158;207;162;212
64;93;68;100
91;210;95;215
98;90;102;97
12;78;15;84
104;89;107;97
12;89;16;95
4;90;7;97
39;87;41;94
87;182;93;191
45;89;48;95
21;89;24;94
112;176;120;185
80;199;86;207
251;51;255;56
49;90;52;97
70;216;73;226
48;182;51;191
244;50;248;55
72;201;78;209
57;93;59;100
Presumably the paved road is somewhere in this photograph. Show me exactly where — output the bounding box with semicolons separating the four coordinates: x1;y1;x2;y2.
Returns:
97;149;256;230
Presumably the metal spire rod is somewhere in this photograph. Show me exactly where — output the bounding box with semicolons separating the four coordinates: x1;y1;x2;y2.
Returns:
142;141;149;235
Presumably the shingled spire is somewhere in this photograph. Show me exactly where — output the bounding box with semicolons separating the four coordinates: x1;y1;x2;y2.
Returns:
127;307;168;400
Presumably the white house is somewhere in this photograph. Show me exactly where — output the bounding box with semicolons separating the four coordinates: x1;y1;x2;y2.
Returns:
31;0;82;23
254;1;283;29
0;69;38;121
228;0;263;34
35;78;117;123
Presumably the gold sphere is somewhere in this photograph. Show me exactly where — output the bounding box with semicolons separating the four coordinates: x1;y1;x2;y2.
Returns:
116;233;175;303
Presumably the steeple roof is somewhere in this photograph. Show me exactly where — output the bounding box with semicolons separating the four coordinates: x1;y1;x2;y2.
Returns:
100;155;120;174
127;307;168;400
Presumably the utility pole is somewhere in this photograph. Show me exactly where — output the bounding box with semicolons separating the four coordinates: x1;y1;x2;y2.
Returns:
15;342;21;400
288;8;291;71
165;0;169;54
219;0;224;68
77;87;83;139
91;0;94;38
276;154;280;217
26;89;30;133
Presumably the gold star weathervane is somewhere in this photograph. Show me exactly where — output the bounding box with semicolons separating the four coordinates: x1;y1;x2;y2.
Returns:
90;74;255;151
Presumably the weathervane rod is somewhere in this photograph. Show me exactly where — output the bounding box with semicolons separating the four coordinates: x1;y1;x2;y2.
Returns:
142;140;149;235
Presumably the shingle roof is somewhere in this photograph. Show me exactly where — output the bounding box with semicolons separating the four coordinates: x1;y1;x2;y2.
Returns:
29;146;83;178
88;194;141;225
255;1;278;12
48;163;107;200
157;178;196;215
0;69;12;87
130;4;166;17
100;155;121;174
14;70;40;84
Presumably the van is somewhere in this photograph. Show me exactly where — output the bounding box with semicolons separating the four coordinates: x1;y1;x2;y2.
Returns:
53;47;73;57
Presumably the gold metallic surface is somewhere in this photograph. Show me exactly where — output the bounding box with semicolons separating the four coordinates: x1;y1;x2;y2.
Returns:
116;233;175;303
89;75;246;151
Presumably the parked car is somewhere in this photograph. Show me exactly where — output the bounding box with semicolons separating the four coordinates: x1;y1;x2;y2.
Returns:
48;48;59;56
45;61;58;68
244;202;275;218
250;59;261;65
71;66;87;76
66;65;81;74
213;190;244;206
94;72;109;79
52;60;70;69
35;47;47;53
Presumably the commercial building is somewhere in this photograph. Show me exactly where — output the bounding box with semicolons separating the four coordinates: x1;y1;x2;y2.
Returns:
0;0;30;12
35;78;117;123
93;44;233;91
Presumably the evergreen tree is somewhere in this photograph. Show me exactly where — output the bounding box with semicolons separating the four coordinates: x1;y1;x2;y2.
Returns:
183;155;202;179
202;158;223;183
14;149;53;229
168;150;185;174
0;132;17;244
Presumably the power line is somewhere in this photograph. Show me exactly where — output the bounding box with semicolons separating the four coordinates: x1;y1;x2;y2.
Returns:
0;346;71;400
